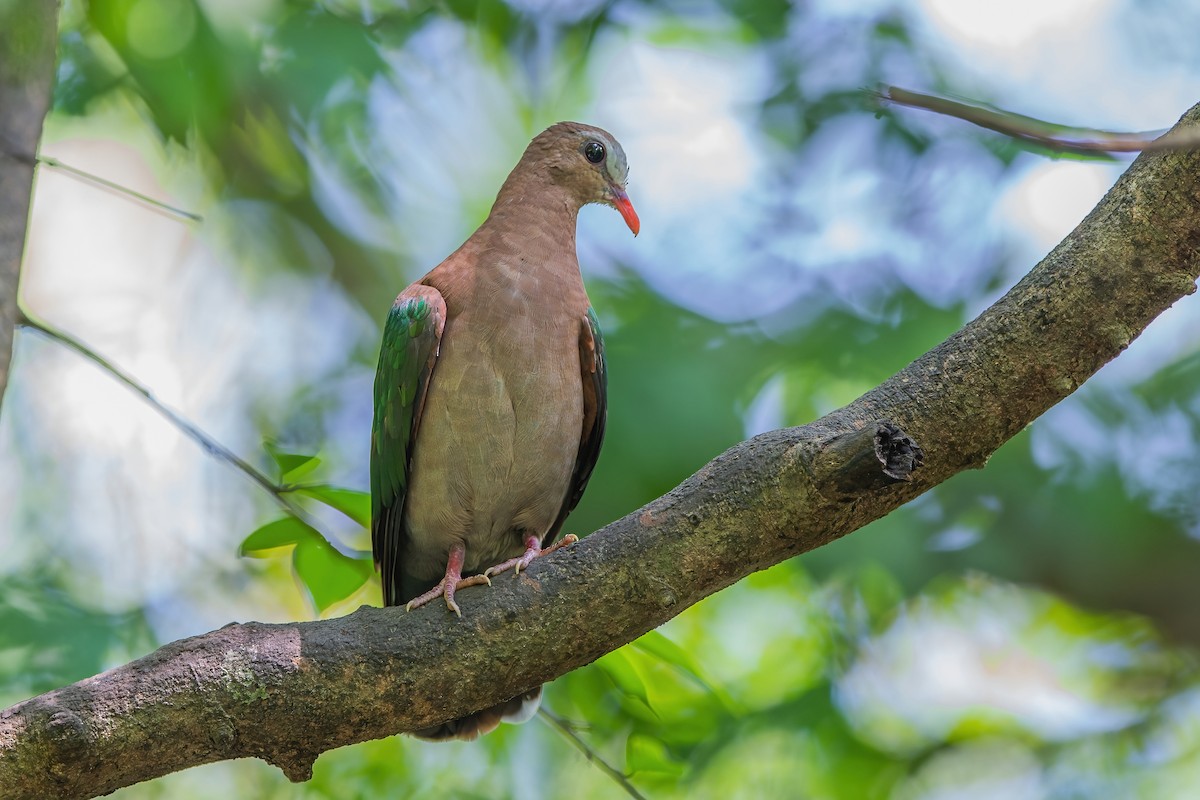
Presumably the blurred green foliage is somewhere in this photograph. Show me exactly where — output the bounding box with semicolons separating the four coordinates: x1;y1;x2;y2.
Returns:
0;569;156;701
4;0;1200;798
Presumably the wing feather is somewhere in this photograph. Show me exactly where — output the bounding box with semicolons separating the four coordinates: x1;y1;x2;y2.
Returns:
544;307;608;545
370;284;446;606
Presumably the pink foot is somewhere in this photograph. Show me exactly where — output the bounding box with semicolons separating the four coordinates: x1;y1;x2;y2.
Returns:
484;534;578;579
405;543;490;617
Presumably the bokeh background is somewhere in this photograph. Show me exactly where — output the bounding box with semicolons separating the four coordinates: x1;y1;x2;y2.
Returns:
5;0;1200;797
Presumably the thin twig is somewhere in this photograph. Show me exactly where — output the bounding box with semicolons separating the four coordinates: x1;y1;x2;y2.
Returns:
874;85;1200;155
538;708;648;800
2;139;204;222
36;154;204;222
16;308;328;533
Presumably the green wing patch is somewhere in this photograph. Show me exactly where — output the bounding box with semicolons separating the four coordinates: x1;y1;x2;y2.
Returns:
370;288;444;606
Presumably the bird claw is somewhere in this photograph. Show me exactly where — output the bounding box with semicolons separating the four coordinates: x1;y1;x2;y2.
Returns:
484;533;579;579
405;536;577;615
405;573;491;617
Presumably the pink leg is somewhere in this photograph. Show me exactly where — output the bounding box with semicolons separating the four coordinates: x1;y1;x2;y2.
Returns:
405;543;491;617
483;533;579;579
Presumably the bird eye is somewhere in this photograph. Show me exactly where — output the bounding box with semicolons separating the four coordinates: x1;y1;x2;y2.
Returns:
584;141;605;164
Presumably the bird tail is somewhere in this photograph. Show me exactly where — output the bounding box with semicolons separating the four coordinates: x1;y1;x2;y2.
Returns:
409;687;542;741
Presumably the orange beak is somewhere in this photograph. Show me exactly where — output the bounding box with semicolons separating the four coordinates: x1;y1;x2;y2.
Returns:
610;186;640;237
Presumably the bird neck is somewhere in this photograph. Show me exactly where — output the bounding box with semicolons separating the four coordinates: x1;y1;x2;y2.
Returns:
484;168;582;246
452;174;584;304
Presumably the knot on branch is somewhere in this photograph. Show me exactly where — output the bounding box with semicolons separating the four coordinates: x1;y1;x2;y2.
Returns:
816;420;924;495
875;421;924;480
269;752;316;783
43;708;88;783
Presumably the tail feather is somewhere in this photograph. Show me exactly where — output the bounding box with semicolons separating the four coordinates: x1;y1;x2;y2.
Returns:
410;687;542;741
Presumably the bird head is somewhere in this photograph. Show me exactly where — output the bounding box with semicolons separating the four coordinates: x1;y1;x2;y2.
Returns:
525;122;640;236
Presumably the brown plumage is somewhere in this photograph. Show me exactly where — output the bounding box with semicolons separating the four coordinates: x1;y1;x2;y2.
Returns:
370;122;638;740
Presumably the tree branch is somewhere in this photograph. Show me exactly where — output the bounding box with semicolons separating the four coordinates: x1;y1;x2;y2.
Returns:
3;98;1200;800
876;84;1200;154
0;0;58;412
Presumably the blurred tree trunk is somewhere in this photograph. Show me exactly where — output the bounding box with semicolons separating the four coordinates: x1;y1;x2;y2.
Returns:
0;0;58;412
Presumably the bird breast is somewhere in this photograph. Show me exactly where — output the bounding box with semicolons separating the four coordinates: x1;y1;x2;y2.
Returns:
402;305;584;580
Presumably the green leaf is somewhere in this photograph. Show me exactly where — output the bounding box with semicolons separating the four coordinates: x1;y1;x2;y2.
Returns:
598;650;648;702
239;516;374;611
294;485;371;528
87;0;242;144
626;733;685;778
264;441;322;483
633;630;704;681
443;0;517;44
53;30;122;116
292;536;374;612
632;630;741;715
270;8;388;114
597;649;657;721
283;457;322;483
239;517;314;556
